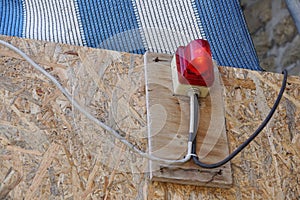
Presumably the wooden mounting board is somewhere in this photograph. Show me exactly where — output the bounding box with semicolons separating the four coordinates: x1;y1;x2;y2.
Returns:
2;36;300;199
145;53;232;187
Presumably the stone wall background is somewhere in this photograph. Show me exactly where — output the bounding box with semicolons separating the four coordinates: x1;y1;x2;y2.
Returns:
241;0;300;75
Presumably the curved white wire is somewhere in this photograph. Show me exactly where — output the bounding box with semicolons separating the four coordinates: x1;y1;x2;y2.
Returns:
0;39;193;164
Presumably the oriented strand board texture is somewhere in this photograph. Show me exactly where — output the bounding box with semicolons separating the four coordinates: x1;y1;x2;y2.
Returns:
0;36;300;199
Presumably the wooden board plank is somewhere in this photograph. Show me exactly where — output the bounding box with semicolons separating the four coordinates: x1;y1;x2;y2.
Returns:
1;35;300;199
145;53;232;187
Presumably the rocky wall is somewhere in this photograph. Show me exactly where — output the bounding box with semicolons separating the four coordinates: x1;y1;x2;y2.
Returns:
242;0;300;75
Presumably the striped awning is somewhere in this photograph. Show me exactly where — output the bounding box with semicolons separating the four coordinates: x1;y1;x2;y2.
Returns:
0;0;262;70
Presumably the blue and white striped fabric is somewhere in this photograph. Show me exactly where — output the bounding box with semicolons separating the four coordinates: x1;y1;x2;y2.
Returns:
0;0;262;70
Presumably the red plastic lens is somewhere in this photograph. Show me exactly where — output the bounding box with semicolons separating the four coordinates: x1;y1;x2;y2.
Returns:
175;39;214;87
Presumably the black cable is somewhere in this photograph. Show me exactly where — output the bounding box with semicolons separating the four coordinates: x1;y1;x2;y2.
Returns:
192;69;288;169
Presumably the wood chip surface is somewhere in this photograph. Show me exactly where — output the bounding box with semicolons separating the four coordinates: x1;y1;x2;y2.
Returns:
0;36;299;199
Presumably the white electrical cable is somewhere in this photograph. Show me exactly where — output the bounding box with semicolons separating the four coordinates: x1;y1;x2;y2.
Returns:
0;39;194;164
188;89;200;142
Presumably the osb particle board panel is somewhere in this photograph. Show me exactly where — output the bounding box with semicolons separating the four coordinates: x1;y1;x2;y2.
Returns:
0;35;300;199
144;53;232;187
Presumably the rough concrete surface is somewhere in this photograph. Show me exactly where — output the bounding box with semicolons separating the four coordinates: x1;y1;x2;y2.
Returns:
241;0;300;75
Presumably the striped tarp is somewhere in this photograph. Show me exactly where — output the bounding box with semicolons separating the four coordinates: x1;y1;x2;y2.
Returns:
0;0;262;70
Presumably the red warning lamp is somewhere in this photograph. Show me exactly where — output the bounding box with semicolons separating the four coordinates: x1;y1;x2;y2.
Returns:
175;39;214;87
